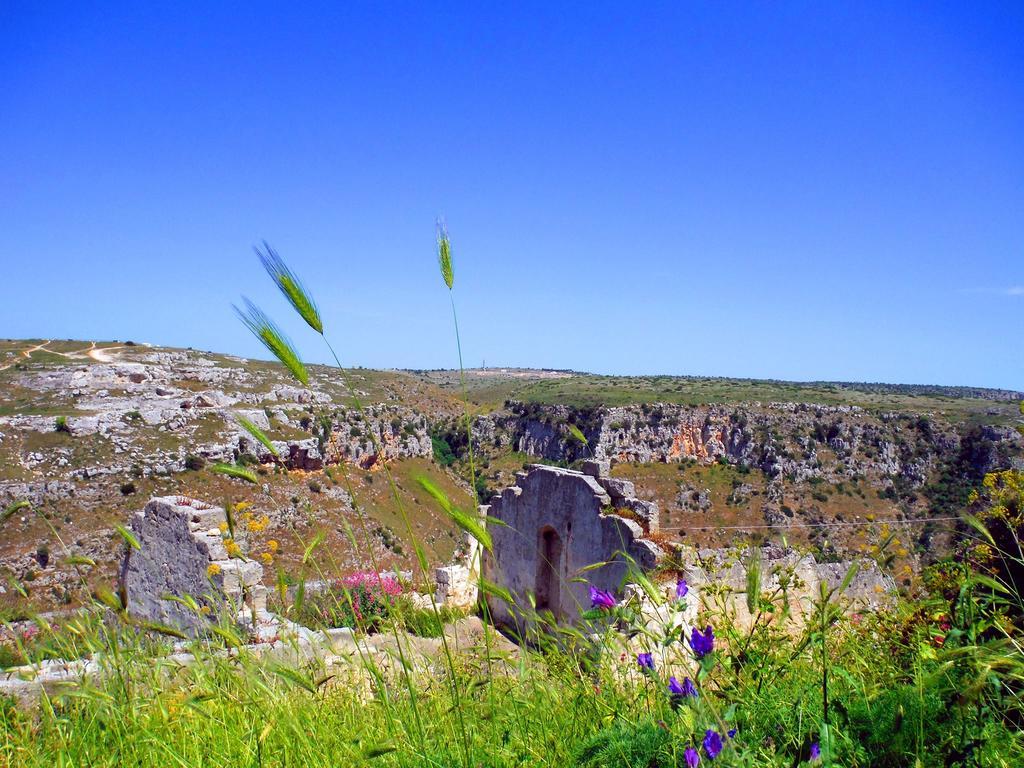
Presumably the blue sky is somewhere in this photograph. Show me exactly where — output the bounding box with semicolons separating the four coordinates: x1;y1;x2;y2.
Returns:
1;3;1021;388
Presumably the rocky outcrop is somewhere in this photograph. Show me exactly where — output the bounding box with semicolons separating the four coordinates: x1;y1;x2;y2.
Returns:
241;405;432;471
478;402;1022;489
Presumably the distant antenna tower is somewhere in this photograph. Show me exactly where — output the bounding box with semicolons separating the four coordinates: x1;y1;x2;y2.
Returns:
482;359;486;369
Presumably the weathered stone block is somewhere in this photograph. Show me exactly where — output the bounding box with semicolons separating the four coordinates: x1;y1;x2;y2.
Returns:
120;496;264;637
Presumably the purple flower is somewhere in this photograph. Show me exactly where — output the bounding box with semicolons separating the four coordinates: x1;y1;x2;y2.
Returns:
589;585;617;610
668;676;698;708
727;728;737;739
689;625;715;659
703;729;723;760
676;578;689;600
809;742;821;762
637;653;654;671
684;746;700;768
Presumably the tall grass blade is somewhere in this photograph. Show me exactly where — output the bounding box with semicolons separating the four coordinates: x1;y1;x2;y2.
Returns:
479;578;514;605
115;524;141;551
437;221;454;290
2;499;30;525
745;545;762;614
234;298;309;385
566;423;588;447
236;415;280;458
256;241;324;333
271;664;318;694
210;463;260;484
416;474;492;553
963;513;997;546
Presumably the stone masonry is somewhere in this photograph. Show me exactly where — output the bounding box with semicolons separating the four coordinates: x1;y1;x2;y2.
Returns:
483;461;665;630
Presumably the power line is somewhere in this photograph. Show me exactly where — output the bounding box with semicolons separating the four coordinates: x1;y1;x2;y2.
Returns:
678;515;964;532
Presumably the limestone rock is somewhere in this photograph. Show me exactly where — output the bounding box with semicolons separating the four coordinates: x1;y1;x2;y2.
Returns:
120;496;265;637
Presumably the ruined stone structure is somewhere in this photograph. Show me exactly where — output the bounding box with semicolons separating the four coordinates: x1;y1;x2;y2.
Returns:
682;545;895;629
482;461;896;633
120;496;266;636
483;461;665;628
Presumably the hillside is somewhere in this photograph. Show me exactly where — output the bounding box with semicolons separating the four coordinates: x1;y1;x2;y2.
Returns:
1;338;1021;614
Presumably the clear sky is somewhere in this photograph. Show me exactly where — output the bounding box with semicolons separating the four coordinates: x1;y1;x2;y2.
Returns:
2;3;1021;389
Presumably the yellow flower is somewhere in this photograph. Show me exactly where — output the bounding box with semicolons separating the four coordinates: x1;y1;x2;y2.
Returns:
267;539;279;554
218;521;229;534
235;501;254;513
247;514;271;533
199;605;212;615
260;552;274;565
207;563;222;577
225;540;242;558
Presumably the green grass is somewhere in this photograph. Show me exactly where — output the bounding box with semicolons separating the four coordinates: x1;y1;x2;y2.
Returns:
3;563;1022;767
412;369;1022;424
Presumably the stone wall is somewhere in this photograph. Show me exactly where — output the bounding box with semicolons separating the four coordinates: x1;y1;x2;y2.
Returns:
120;496;265;636
483;462;664;630
682;544;895;629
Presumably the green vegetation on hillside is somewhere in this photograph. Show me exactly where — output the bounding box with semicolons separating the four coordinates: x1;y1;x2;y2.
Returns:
415;369;1022;424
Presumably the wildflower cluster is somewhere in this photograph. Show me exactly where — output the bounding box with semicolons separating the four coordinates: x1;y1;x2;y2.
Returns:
587;577;741;762
311;572;404;631
214;501;280;567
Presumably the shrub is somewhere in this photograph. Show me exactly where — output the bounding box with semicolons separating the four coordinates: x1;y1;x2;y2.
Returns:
391;598;467;638
474;473;491;502
54;416;70;433
184;454;205;471
119;481;136;495
573;720;671;768
431;435;456;467
296;572;403;632
0;644;26;669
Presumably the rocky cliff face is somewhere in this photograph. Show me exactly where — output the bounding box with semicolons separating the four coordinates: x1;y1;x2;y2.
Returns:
471;401;1022;542
479;401;1021;485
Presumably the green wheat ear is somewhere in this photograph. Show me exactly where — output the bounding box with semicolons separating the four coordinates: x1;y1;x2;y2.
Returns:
256;241;324;334
234;297;309;386
437;221;454;290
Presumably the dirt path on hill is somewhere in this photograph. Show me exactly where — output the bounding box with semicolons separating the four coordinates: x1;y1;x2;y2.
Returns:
0;340;128;370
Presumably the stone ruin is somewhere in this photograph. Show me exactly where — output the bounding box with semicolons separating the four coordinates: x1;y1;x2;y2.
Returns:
483;460;665;629
120;496;268;637
480;460;894;632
